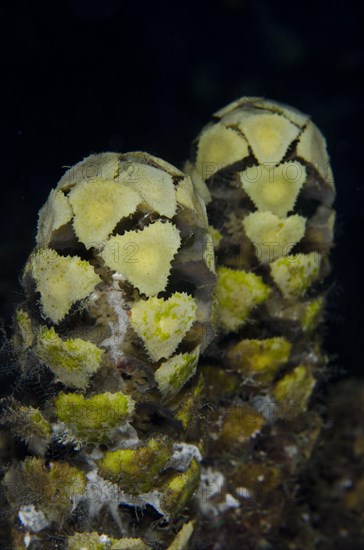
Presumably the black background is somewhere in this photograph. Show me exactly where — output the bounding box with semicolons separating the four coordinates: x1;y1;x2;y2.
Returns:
0;0;363;378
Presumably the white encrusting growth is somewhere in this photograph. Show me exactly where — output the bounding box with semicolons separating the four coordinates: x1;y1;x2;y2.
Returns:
167;443;203;472
100;287;130;363
18;505;50;533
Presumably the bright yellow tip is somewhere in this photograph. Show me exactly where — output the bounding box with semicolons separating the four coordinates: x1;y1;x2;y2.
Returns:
69;178;142;248
240;161;306;217
29;249;101;323
242;211;306;263
100;221;181;296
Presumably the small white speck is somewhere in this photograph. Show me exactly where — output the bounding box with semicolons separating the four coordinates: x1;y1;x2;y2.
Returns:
112;272;127;282
226;493;240;508
167;443;202;472
284;445;298;458
251;395;277;422
236;487;252;499
337;478;353;490
199;469;225;499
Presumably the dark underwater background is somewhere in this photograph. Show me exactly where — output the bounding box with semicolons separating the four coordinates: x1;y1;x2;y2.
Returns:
0;0;363;382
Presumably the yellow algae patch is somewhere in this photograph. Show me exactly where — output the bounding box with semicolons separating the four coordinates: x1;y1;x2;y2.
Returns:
240;161;306;217
270;252;321;299
167;521;195;550
4;457;86;521
119;162;177;218
68;533;150;550
3;403;52;444
100;221;181;296
36;326;104;389
216;266;270;332
273;365;316;414
227;337;292;384
68;178;141;248
130;293;197;361
196;123;249;179
54;391;135;443
207;225;223;249
155;347;200;399
97;438;171;493
218;404;266;445
238;112;300;165
243;211;306;263
302;296;324;332
162;459;200;517
29;249;100;323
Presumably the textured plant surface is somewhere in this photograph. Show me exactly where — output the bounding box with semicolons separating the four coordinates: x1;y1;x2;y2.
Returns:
0;98;341;550
184;97;336;548
1;152;215;549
